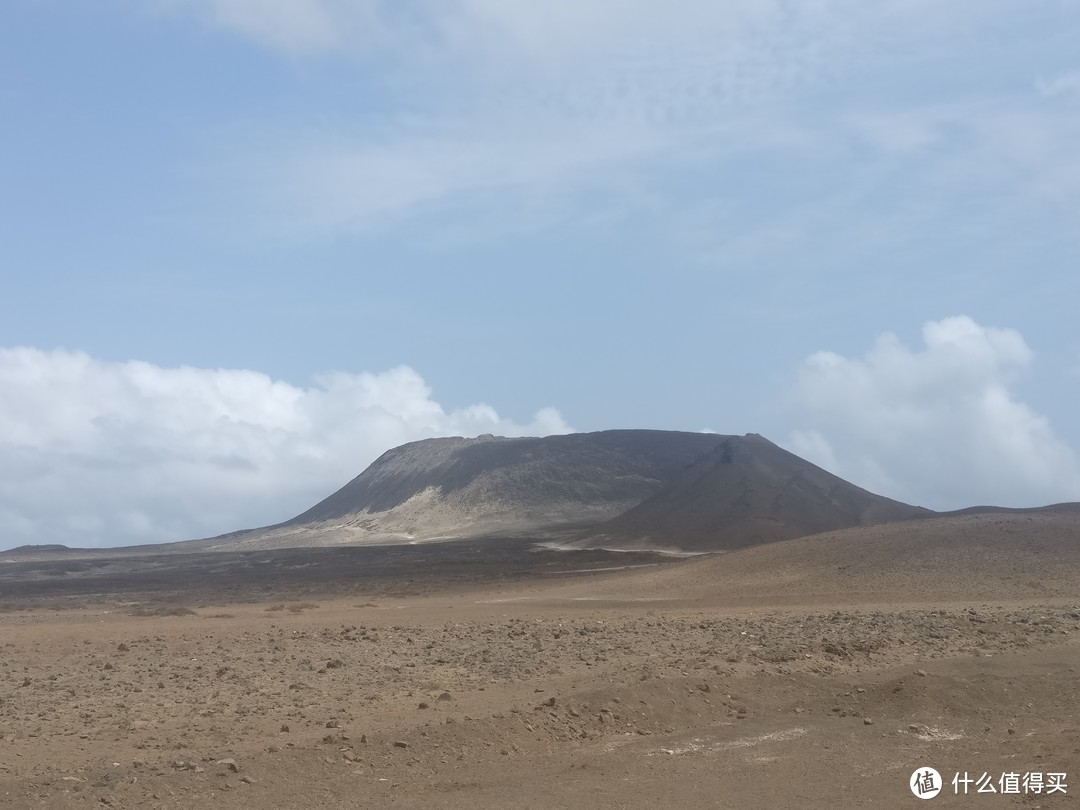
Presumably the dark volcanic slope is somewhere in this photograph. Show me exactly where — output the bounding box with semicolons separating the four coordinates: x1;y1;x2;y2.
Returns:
289;432;725;527
203;430;732;550
288;430;727;525
570;434;932;552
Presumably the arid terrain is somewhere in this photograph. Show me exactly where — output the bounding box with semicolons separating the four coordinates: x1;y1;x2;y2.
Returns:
3;509;1080;808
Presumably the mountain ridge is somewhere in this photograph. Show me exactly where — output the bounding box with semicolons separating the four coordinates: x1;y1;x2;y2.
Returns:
201;429;732;551
562;433;933;552
195;429;941;553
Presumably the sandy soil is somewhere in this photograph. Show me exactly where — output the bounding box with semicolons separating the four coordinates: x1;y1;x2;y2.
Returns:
3;572;1080;807
4;511;1080;808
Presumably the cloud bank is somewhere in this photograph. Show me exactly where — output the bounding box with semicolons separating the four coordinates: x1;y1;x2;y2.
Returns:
789;316;1080;510
0;348;570;550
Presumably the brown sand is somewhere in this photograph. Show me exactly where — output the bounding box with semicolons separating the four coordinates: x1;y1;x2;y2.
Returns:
2;512;1079;808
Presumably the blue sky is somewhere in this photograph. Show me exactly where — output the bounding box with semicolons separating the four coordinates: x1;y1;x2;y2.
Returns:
2;1;1079;549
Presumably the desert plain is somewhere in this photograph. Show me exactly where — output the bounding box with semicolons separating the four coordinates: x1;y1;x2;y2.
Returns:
3;509;1080;808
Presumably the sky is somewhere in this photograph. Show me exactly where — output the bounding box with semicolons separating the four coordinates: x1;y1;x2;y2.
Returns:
2;1;1079;550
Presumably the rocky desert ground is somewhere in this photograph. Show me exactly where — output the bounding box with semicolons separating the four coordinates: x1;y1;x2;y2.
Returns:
3;511;1080;808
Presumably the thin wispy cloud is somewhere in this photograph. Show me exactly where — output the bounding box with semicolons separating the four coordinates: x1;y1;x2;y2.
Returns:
154;0;360;53
1038;70;1080;99
162;0;1080;249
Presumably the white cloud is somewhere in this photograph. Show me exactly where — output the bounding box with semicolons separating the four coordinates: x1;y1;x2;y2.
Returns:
0;348;571;550
788;316;1080;510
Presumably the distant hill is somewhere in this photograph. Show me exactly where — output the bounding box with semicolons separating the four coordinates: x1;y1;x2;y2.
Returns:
561;434;932;552
3;544;71;554
543;504;1080;604
200;430;732;551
